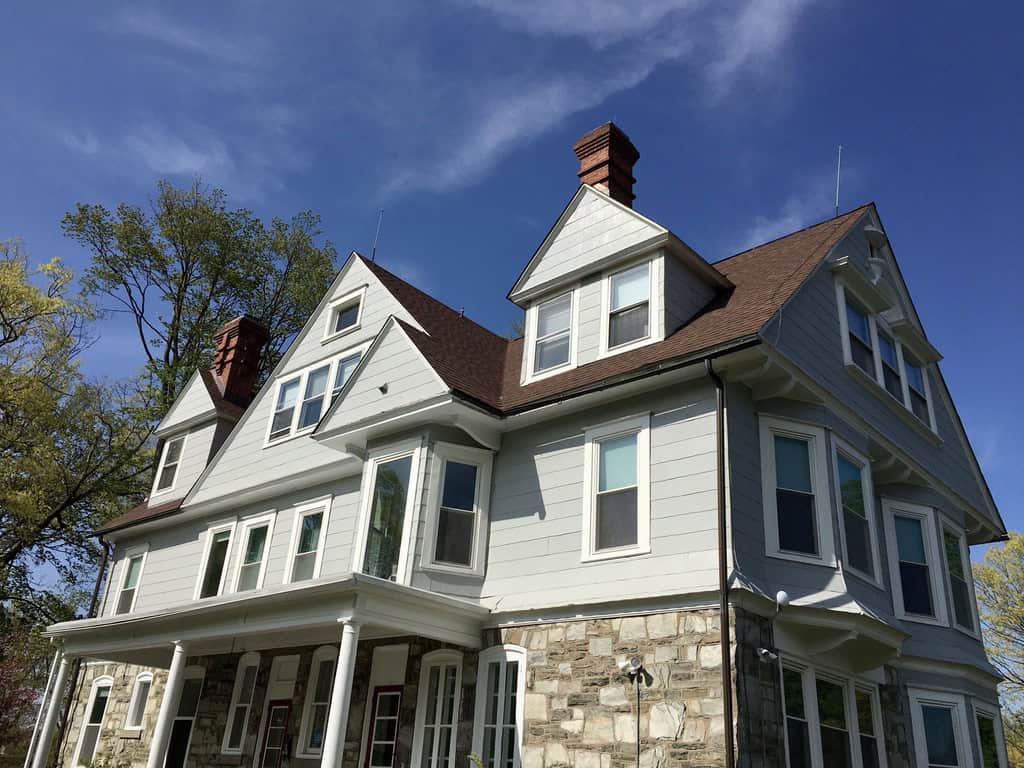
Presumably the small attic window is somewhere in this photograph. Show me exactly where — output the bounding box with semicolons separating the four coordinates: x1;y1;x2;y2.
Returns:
324;286;366;341
154;435;186;494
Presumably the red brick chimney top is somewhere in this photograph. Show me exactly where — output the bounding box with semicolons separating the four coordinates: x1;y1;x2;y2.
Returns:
211;315;270;408
573;122;640;207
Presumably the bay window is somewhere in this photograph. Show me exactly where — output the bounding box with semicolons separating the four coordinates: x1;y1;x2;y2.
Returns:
883;500;947;625
582;415;650;561
974;704;1008;768
908;689;971;768
424;443;492;575
942;527;977;633
473;645;526;768
832;441;880;582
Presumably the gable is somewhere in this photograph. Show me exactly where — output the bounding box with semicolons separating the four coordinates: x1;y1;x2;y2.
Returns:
509;185;666;302
156;370;216;435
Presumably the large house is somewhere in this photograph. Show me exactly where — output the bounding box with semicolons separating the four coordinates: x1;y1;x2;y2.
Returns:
25;123;1008;768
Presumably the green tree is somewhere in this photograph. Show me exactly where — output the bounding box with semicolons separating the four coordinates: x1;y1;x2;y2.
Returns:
973;532;1024;763
62;179;337;415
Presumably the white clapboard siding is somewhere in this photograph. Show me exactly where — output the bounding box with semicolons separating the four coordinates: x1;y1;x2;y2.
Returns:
156;371;215;433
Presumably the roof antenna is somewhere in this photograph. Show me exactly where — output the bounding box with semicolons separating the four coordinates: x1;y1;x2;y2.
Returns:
371;209;384;262
834;144;843;218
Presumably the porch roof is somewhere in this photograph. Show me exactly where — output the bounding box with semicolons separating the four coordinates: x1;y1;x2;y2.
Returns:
45;573;491;667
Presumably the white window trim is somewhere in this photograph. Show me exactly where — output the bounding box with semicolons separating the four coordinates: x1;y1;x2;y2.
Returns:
323;285;367;342
941;522;981;639
221;652;261;754
411;649;464;768
151;433;188;497
581;413;651;562
351;438;426;586
472;645;526;768
908;688;975;768
124;672;153;731
115;545;149;615
522;287;579;384
170;666;206;763
598;254;664;359
779;658;887;768
72;675;114;767
759;416;837;567
193;519;237;600
421;443;493;577
231;511;277;593
283;497;333;585
831;438;883;586
973;700;1009;768
297;645;337;758
882;499;949;626
263;340;373;446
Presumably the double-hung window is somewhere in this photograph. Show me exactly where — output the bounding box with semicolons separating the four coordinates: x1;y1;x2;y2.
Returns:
845;298;876;377
760;417;834;565
234;514;275;592
74;676;113;766
582;415;651;561
533;292;573;374
473;645;526;768
832;441;879;582
298;646;337;757
223;653;260;754
154;435;186;494
286;500;330;583
413;651;463;768
425;444;492;575
298;365;330;430
196;523;234;599
606;262;650;350
270;378;301;440
974;704;1008;768
904;356;932;424
125;672;152;731
883;500;947;625
115;549;146;614
877;330;904;400
942;527;976;633
908;689;972;768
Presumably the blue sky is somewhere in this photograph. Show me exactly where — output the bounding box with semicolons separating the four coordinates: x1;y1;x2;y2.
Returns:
1;1;1021;538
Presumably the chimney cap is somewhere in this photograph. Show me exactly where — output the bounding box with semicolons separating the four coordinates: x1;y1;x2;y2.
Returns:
572;122;640;207
214;314;270;341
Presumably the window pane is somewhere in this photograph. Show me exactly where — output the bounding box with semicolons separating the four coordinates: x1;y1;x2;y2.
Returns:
334;302;360;332
435;508;475;566
895;516;927;563
442;462;477;511
596;488;638;550
944;531;973;629
535;334;570;371
837;456;865;518
177;678;203;717
879;333;898;368
363;456;413;580
299;366;330;428
910;389;930;422
237;563;260;591
855;691;874;735
298;513;323;554
777;490;817;555
783;669;805;719
820;727;851;768
786;720;812;768
977;715;999;768
77;725;100;766
228;703;247;749
900;562;934;616
123;556;143;589
537;294;572;337
88;686;111;724
164;437;184;464
609;303;649;347
426;666;440;723
276;379;300;410
334;353;361;394
200;530;231;598
165;719;194;768
116;587;136;614
315;659;335;701
846;302;871;343
157;463;178;490
243;525;268;565
817;679;846;729
128;679;150;727
610;263;648;310
309;704;328;750
774;436;812;493
860;736;879;768
906;361;926;393
850;336;876;376
838;456;872;574
292;551;316;582
921;705;959;766
598;434;637;492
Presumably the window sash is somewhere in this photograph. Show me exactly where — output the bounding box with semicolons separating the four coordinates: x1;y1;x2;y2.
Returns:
895;515;935;617
593;432;640;553
291;510;324;582
156;437;185;491
362;455;414;581
533;293;572;373
298;365;330;429
333;300;361;334
199;529;232;599
976;713;1001;768
270;378;301;439
606;263;651;350
943;530;974;631
836;451;874;578
237;524;269;592
224;662;258;752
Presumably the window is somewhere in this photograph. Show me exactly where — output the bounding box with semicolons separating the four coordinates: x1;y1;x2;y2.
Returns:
165;668;205;768
845;299;876;377
125;672;152;730
908;689;971;768
115;550;146;614
154;435;186;493
943;527;976;633
267;345;370;443
473;645;526;768
74;676;112;766
196;523;234;599
883;500;947;625
582;415;651;561
325;287;365;339
974;705;1007;768
355;441;423;584
832;441;880;582
366;686;403;768
607;262;650;349
298;646;336;756
424;444;492;575
760;417;835;566
534;292;573;373
780;663;884;768
413;651;463;768
223;653;260;753
234;514;275;592
904;356;932;424
878;331;904;400
286;500;330;584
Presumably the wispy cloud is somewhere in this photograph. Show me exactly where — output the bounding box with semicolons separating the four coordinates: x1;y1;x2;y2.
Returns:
60;129;99;156
122;125;232;177
108;7;260;65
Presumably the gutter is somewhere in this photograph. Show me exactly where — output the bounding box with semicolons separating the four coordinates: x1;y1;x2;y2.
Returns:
705;359;735;768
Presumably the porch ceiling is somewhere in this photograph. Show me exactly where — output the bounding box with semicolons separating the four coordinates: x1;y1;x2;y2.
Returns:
45;573;490;667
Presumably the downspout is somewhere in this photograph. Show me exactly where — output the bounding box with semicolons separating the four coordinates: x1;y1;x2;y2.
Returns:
705;359;735;768
52;537;112;767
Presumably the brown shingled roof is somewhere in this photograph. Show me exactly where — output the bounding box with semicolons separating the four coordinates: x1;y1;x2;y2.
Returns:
95;496;184;535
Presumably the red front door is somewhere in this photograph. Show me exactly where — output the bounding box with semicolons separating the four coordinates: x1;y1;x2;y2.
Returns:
260;699;292;768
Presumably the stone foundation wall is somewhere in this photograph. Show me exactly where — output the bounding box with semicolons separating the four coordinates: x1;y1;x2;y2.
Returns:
732;609;783;768
492;607;733;768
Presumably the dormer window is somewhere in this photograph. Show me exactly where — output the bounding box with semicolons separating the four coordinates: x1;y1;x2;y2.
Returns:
324;286;366;341
607;262;650;349
154;435;186;494
534;292;573;373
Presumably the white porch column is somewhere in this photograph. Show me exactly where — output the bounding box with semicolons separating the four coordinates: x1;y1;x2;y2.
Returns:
320;621;361;768
30;651;72;768
146;641;188;768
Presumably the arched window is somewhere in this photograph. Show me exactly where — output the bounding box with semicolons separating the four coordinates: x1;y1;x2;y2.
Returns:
165;666;205;768
472;645;526;768
412;650;464;768
124;672;153;730
222;652;261;754
297;645;338;757
74;675;113;766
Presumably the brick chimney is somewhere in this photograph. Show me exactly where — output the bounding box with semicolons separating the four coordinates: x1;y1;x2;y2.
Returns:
573;122;640;207
211;315;270;407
